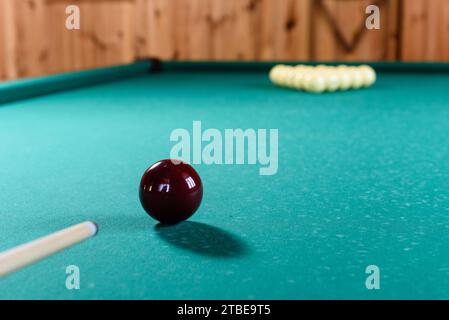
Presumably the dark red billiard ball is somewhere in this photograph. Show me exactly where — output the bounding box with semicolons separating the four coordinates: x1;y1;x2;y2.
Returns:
139;159;203;224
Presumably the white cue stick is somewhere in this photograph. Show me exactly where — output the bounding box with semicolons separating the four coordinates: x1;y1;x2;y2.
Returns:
0;221;98;277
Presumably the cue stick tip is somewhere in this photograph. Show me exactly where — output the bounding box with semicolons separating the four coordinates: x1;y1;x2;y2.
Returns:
85;220;99;236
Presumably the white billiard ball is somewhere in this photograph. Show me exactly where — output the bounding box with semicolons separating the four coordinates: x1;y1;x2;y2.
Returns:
269;65;288;86
290;70;304;90
359;65;376;87
315;64;330;73
284;67;299;88
322;67;339;92
336;65;352;91
303;72;327;94
269;65;280;81
309;74;327;93
348;66;364;89
269;65;280;84
301;72;313;91
279;66;291;87
273;66;288;87
292;65;310;90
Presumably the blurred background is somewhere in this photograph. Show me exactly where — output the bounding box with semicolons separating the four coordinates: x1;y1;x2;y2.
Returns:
1;0;448;81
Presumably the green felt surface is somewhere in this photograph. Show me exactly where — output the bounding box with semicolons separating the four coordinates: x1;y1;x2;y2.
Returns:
1;63;449;299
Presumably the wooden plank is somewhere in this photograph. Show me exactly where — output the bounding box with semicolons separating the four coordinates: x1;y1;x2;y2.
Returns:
100;1;136;65
49;1;72;73
210;0;250;60
210;0;239;60
0;0;139;79
311;0;338;60
284;0;311;61
62;2;74;72
441;0;449;60
1;0;18;80
186;0;212;60
401;0;449;61
81;1;97;70
99;1;117;66
401;0;426;61
32;0;51;75
385;0;400;60
147;0;176;59
143;0;311;61
134;0;149;59
427;0;445;60
263;0;310;61
71;2;84;70
0;0;6;80
350;0;384;61
209;0;312;61
312;0;398;61
258;0;277;60
232;0;259;60
120;1;136;62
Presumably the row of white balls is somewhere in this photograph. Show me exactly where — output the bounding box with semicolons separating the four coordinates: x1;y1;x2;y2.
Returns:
269;64;377;93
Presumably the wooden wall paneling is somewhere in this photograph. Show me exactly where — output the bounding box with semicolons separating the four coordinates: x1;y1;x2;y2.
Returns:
440;0;449;60
146;0;176;59
232;0;260;60
258;0;277;60
80;1;97;70
30;0;51;76
0;0;6;80
269;0;290;60
1;0;17;80
283;0;312;61
45;2;57;73
185;0;212;60
401;0;449;61
4;0;449;81
120;0;137;62
101;0;135;65
311;0;398;61
262;0;289;60
430;0;449;60
210;0;257;60
257;0;311;61
170;0;189;59
247;0;263;60
210;0;236;60
143;0;312;61
313;0;361;61
311;0;339;60
400;0;415;60
99;1;117;65
145;0;214;61
134;0;148;59
348;0;395;61
75;1;127;69
104;2;115;64
385;0;400;60
58;1;73;72
39;0;72;74
44;0;137;75
400;0;425;61
347;0;384;60
71;1;85;71
209;0;312;61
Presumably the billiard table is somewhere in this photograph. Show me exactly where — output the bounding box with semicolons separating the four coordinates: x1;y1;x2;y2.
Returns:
1;61;449;300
